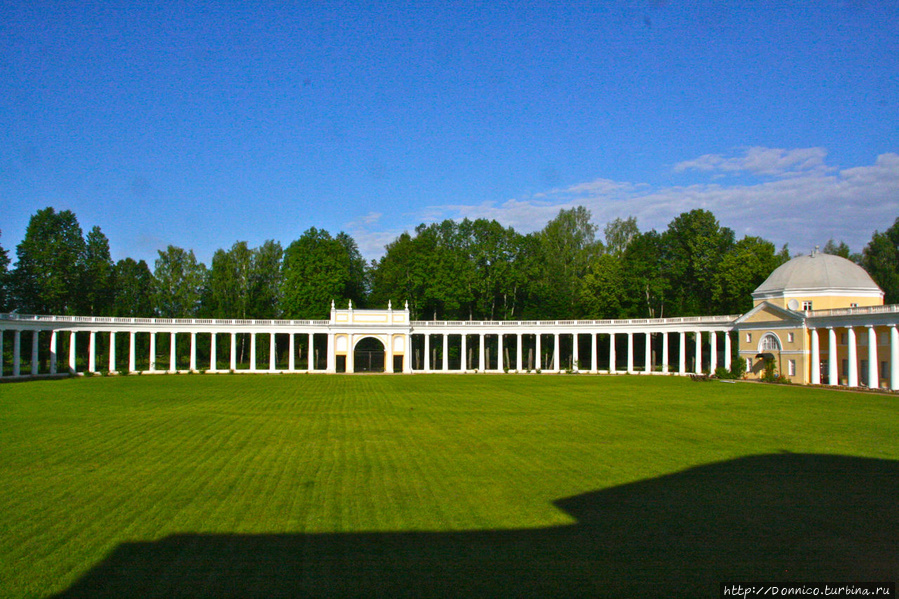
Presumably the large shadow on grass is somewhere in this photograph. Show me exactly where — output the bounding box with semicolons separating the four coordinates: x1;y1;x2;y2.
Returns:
54;454;898;598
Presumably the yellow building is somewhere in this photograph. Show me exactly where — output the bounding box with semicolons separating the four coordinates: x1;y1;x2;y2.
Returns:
735;250;898;387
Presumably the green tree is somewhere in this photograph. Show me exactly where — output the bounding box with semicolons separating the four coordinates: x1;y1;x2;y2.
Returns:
580;254;624;319
205;240;283;319
603;216;639;258
11;207;86;314
862;217;899;304
154;246;206;318
662;209;735;316
532;207;603;318
280;228;365;320
112;258;155;317
80;226;115;315
712;236;785;315
465;219;527;320
369;231;429;319
822;239;862;263
206;241;254;319
620;230;669;318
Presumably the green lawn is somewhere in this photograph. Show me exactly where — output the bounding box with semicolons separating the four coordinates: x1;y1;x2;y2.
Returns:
1;374;897;598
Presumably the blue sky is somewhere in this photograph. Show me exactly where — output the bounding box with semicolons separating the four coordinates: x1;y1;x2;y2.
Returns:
2;1;898;264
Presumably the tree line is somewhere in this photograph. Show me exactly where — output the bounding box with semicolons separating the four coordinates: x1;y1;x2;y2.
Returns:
2;206;898;321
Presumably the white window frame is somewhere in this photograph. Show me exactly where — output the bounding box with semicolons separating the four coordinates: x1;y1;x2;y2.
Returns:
759;334;781;352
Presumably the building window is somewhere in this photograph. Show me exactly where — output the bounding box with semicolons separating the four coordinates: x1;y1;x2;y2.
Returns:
746;358;752;372
882;361;889;381
788;360;796;376
760;334;780;351
840;333;847;345
787;332;794;343
745;333;752;343
802;301;813;311
850;303;858;308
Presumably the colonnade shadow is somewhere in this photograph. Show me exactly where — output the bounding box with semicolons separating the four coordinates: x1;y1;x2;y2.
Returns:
54;454;897;598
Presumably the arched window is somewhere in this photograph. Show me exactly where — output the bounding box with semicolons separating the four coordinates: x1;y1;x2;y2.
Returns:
759;334;781;352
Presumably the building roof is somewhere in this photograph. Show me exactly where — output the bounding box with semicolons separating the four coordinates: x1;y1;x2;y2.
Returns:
753;252;882;298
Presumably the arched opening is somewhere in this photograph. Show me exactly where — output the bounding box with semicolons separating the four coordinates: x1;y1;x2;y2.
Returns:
354;337;385;373
756;333;782;379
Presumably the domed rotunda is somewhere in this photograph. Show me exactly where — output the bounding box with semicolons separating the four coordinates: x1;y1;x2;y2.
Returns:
751;251;883;311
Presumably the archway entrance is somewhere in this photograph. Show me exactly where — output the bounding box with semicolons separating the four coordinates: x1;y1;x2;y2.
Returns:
354;337;385;373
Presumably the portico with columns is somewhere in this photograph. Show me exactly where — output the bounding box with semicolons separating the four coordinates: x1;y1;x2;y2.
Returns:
1;307;737;379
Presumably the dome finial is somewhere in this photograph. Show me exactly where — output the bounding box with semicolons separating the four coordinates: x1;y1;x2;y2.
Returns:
812;245;819;257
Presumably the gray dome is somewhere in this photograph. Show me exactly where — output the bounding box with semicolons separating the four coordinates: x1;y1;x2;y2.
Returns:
753;253;882;296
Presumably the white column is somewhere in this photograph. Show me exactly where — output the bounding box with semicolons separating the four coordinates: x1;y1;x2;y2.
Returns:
828;328;837;385
867;326;878;388
724;331;732;370
108;331;116;373
250;333;257;371
479;334;485;371
129;331;136;372
190;332;197;372
847;326;858;387
590;333;597;373
516;334;523;372
678;332;686;375
890;325;898;391
535;334;541;370
0;330;4;376
572;334;579;372
288;334;295;372
626;332;634;373
13;330;21;376
694;331;702;375
346;335;354;373
461;334;468;371
326;333;335;373
403;333;413;373
270;333;276;371
307;333;314;370
32;330;40;375
662;332;669;374
709;331;717;373
644;332;652;374
88;331;97;373
497;334;504;371
149;332;156;372
230;333;237;371
443;334;449;371
50;330;58;374
609;333;616;374
169;332;176;373
386;334;394;373
210;333;217;372
69;330;77;373
810;328;820;385
424;334;431;372
553;333;560;372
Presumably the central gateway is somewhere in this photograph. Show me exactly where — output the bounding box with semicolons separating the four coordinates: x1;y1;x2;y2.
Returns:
331;301;411;373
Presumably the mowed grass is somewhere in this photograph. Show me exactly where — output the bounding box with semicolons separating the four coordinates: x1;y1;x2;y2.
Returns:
1;374;897;598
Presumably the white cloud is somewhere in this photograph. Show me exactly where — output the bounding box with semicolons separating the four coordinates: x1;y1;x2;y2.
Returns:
349;149;899;259
673;146;831;177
